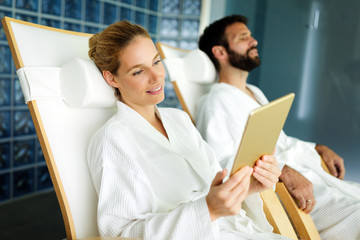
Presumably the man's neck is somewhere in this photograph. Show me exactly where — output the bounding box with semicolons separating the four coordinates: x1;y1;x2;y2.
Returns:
218;65;249;91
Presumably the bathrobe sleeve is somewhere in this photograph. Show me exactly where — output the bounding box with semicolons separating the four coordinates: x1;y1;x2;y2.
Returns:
196;95;248;172
88;124;217;240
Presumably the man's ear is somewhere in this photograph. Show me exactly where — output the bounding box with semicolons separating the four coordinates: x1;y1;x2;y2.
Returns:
103;70;119;88
212;46;227;61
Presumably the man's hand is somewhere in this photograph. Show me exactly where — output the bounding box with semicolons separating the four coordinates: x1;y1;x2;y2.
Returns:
248;155;281;195
280;165;316;214
315;144;345;179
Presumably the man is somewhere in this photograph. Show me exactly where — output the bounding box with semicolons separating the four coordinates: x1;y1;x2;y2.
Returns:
196;15;360;239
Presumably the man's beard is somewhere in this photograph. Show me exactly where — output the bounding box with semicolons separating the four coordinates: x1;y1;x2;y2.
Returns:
227;46;261;72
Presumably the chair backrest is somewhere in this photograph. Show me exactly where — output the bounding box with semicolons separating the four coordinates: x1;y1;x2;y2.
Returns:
2;17;117;239
156;42;216;123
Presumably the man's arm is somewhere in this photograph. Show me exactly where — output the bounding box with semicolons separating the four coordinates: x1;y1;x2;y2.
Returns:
315;144;345;179
279;165;316;214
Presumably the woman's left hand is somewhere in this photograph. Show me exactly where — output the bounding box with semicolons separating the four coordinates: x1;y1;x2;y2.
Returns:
248;155;281;195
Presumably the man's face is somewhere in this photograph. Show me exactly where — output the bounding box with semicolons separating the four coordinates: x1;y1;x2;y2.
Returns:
224;22;260;72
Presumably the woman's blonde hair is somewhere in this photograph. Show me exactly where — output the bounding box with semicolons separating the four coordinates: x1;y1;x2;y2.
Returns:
88;21;150;99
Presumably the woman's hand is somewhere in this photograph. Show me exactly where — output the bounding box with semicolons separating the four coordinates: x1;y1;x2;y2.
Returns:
206;167;253;221
248;155;281;195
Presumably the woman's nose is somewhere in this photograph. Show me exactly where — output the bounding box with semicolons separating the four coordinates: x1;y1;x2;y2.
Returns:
149;66;165;83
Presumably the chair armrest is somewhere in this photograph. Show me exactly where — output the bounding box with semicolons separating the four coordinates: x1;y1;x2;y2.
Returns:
260;188;297;239
320;157;331;174
275;182;321;240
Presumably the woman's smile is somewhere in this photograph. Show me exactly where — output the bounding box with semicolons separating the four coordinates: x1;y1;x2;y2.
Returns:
146;85;163;95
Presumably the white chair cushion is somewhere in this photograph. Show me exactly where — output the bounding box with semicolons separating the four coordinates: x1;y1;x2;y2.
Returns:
16;67;61;103
60;58;116;108
164;49;216;84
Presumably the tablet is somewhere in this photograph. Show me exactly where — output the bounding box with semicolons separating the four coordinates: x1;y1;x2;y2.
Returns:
230;93;295;176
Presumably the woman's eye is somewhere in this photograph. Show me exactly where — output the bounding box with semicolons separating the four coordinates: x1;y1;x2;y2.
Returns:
154;59;162;65
133;70;143;76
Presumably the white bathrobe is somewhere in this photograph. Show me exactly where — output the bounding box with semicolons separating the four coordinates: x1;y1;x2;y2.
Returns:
196;82;360;240
87;101;290;240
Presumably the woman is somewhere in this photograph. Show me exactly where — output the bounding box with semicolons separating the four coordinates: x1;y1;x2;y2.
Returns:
87;21;285;240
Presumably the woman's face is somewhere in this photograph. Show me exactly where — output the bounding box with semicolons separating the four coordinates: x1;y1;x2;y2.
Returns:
110;37;166;110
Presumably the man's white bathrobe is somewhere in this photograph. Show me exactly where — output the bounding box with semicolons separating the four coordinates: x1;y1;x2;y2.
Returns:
87;101;290;240
196;82;360;239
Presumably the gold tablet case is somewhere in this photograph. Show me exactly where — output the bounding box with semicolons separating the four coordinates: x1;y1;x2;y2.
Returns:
230;93;295;176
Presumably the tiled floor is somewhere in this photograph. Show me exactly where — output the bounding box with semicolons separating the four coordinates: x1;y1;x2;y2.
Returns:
0;190;66;240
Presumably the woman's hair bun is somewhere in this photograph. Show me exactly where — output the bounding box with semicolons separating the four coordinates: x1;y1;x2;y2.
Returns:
88;32;101;60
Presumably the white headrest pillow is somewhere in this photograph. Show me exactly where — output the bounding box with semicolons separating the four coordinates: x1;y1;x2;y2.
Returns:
163;49;216;84
60;58;116;108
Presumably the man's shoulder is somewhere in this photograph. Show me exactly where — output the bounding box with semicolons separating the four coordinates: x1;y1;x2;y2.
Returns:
201;83;231;105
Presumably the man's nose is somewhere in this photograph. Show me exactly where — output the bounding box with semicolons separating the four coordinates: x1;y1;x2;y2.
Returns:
250;37;258;47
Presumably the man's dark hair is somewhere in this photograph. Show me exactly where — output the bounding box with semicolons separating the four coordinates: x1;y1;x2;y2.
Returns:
199;15;248;71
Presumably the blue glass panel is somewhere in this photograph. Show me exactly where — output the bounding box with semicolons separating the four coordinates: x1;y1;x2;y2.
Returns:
85;0;100;23
103;3;117;25
0;142;10;170
159;39;178;48
120;7;132;21
148;14;157;34
0;45;12;74
121;0;132;5
84;26;99;34
16;0;38;11
13;168;35;197
14;78;25;106
160;18;179;37
151;37;156;44
13;110;35;136
37;140;45;163
181;19;199;38
179;40;198;50
65;0;82;20
64;22;81;32
0;0;12;7
42;0;61;15
15;14;37;23
149;0;158;11
14;139;35;167
0;78;11;106
0;11;12;40
37;165;52;190
0;173;10;202
40;18;61;28
162;0;180;14
0;111;11;138
158;81;181;108
135;11;145;27
136;0;147;8
183;0;201;16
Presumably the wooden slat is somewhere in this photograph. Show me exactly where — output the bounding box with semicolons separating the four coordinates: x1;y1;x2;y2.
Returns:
171;81;195;124
260;189;298;239
276;182;321;240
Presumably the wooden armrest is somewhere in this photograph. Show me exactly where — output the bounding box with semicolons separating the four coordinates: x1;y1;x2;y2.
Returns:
275;182;321;240
320;157;330;174
260;188;297;240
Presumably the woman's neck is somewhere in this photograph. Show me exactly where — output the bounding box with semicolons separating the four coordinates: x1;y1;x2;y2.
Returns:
123;101;169;139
